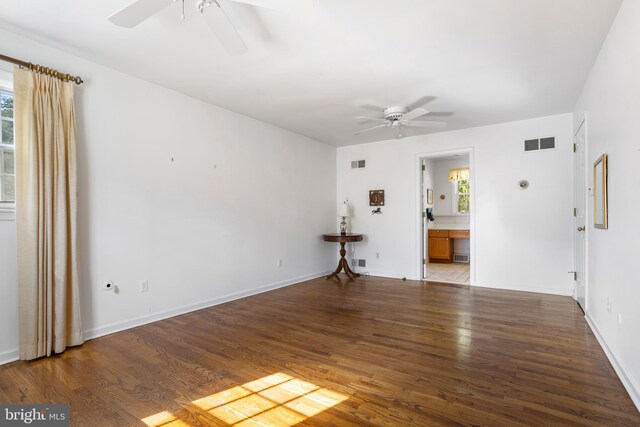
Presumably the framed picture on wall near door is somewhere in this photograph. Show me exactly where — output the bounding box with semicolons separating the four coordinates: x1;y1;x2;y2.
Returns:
593;153;608;229
369;190;385;206
427;189;434;204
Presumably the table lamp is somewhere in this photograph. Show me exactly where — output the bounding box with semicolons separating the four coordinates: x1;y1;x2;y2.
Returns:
338;201;349;235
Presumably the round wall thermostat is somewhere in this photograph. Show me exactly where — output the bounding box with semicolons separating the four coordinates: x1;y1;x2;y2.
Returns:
518;180;529;190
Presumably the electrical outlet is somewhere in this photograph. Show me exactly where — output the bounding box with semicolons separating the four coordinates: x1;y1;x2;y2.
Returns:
140;280;149;293
277;259;282;268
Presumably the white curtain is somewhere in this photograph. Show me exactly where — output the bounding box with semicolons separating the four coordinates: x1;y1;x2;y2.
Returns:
14;67;84;360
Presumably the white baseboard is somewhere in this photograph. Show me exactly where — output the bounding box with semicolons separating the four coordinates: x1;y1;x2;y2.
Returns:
471;281;573;297
0;348;18;365
360;272;572;296
586;313;640;411
84;270;331;340
0;271;331;366
353;269;409;280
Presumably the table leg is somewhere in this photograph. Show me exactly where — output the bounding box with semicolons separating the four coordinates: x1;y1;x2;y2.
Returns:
326;242;361;280
342;256;361;280
326;259;344;279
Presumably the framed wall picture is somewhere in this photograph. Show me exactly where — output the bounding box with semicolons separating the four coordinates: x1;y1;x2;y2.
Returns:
369;190;385;206
593;154;608;229
427;189;434;205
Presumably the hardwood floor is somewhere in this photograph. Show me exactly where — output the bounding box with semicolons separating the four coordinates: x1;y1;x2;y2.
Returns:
1;275;638;426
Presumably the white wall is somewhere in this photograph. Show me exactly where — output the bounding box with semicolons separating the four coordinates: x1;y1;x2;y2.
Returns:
337;114;574;293
574;0;640;408
0;29;336;364
0;219;17;361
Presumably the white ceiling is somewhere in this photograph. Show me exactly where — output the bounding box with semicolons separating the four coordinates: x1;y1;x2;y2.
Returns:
0;0;622;146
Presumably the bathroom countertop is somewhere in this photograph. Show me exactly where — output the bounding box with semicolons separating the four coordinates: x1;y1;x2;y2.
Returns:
428;225;470;231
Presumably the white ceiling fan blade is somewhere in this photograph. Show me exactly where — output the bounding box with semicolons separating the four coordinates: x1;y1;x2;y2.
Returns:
404;120;447;128
231;0;313;14
108;0;174;28
353;124;388;136
401;107;429;122
356;117;388;123
201;1;248;55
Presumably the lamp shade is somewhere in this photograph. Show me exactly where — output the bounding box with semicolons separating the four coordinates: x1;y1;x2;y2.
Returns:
338;202;349;217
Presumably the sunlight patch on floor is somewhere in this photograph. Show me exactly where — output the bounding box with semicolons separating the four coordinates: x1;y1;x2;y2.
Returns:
141;411;190;427
142;373;349;426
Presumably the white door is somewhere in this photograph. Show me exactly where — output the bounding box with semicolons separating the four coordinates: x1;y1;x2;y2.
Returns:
421;160;427;278
574;120;587;310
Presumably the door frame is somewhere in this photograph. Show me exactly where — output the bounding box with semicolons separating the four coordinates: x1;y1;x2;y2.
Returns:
415;147;476;284
573;115;588;311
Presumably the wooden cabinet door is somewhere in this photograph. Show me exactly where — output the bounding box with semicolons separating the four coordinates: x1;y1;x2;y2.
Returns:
429;237;451;259
428;229;449;238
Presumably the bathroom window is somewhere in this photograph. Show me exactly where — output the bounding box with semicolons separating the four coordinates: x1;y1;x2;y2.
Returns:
453;179;470;214
0;89;14;205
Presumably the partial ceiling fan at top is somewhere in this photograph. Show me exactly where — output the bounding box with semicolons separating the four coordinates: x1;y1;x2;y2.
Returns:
354;105;447;139
108;0;313;55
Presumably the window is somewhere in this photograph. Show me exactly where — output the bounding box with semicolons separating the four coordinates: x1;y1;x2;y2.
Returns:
453;178;470;214
0;89;14;205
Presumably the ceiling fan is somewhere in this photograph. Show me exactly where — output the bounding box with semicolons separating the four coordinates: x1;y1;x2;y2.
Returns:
354;105;447;139
108;0;313;55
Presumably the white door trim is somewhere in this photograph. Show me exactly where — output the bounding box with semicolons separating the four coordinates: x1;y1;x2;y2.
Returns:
573;114;588;311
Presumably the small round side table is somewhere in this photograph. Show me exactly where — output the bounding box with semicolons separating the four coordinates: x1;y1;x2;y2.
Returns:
323;233;364;280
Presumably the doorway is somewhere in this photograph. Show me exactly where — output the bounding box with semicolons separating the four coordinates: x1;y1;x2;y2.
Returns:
574;119;587;310
419;150;474;285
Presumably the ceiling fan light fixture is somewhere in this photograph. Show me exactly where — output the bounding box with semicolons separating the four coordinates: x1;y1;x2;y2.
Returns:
353;99;448;138
197;0;218;13
383;106;409;121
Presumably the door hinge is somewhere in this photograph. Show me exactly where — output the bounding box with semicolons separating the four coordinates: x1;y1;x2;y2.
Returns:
423;259;426;265
573;207;577;217
422;212;426;218
573;143;576;153
422;164;426;171
568;271;577;281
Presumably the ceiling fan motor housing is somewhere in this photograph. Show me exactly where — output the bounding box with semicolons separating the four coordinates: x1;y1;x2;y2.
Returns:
197;0;218;13
384;106;409;121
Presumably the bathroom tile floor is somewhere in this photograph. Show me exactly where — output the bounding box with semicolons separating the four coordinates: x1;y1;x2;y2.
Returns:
424;262;470;284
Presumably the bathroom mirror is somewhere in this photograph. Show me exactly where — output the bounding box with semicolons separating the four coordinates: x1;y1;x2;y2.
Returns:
593;154;608;229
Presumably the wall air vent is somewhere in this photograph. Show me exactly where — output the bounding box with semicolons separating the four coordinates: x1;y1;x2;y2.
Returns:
524;137;555;152
524;139;539;151
351;259;366;267
539;137;556;150
351;160;366;169
453;254;470;263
